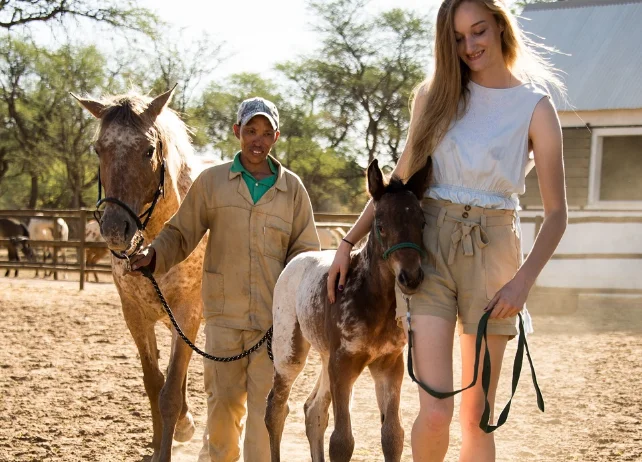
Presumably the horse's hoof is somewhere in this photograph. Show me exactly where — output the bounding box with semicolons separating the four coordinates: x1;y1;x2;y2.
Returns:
174;412;196;442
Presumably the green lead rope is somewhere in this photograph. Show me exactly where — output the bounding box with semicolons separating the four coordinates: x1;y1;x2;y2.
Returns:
404;296;544;433
375;219;427;260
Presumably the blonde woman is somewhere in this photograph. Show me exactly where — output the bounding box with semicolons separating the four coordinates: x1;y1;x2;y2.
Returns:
327;0;567;460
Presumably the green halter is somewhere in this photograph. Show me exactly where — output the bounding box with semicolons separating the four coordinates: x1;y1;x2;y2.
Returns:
374;218;426;260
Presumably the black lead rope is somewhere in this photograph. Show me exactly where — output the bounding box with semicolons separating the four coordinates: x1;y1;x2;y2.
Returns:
93;151;273;363
404;296;544;433
140;267;273;362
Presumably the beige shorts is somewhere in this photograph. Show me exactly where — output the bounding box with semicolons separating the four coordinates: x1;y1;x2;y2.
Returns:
396;199;522;337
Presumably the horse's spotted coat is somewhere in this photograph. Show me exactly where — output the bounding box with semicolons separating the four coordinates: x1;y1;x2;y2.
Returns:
75;88;207;462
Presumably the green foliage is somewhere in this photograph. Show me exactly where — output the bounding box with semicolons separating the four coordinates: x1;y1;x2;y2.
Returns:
0;36;103;208
0;0;159;36
0;0;434;213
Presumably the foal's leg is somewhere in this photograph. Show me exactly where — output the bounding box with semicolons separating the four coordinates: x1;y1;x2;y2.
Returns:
369;352;405;462
304;357;332;462
265;321;311;462
157;303;199;462
328;353;367;462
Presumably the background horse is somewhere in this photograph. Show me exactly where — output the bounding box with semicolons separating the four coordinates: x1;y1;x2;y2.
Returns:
0;218;35;277
27;217;69;278
265;159;431;462
74;88;205;462
84;219;108;282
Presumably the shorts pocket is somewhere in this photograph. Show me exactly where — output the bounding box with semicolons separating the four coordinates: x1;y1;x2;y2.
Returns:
484;224;520;301
263;215;291;262
202;271;224;316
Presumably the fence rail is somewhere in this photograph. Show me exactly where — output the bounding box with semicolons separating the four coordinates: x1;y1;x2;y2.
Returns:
0;209;99;289
1;208;641;294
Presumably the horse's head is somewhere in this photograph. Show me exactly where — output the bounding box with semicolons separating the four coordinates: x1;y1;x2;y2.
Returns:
72;88;176;252
368;158;432;295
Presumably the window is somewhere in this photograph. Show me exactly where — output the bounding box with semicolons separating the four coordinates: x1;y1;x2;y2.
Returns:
589;127;642;208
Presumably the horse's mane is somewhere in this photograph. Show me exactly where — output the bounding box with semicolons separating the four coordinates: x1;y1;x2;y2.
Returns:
384;176;407;195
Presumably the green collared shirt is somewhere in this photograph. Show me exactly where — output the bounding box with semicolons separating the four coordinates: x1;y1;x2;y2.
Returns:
230;152;277;204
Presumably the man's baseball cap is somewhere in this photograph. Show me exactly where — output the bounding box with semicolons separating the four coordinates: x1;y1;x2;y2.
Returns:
236;97;279;130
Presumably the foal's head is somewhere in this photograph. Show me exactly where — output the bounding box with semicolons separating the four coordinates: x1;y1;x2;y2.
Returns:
73;88;179;251
367;159;432;295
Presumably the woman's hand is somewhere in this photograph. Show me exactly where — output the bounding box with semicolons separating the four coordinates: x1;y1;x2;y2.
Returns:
326;241;352;304
484;274;531;319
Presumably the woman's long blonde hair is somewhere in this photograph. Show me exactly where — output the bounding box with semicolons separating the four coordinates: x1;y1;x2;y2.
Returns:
407;0;565;177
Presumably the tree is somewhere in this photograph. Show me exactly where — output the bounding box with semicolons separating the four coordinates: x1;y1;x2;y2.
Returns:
291;0;432;167
0;37;106;208
0;0;157;34
112;30;227;151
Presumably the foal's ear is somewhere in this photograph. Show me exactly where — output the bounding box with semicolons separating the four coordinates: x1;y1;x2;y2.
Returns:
145;83;178;120
71;93;106;119
405;157;432;200
367;159;386;201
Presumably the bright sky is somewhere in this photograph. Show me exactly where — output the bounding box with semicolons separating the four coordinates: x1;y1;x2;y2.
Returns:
140;0;443;80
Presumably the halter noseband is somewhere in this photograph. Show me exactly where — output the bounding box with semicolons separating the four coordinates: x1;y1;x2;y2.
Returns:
94;142;166;260
374;218;426;260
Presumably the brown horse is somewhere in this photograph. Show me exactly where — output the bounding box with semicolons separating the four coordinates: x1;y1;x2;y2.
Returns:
265;159;431;462
73;88;205;462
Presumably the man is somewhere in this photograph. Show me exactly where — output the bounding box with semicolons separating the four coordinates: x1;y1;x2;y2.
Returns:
131;97;320;461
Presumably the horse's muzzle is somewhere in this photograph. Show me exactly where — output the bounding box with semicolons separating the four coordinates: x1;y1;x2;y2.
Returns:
397;267;424;294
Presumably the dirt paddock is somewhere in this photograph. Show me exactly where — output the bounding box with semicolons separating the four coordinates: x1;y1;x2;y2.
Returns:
1;275;641;461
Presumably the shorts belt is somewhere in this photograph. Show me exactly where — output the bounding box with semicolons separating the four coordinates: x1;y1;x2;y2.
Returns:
447;220;489;265
425;203;515;266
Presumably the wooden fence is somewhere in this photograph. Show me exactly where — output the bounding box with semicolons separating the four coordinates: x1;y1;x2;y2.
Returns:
0;209;110;290
1;209;641;295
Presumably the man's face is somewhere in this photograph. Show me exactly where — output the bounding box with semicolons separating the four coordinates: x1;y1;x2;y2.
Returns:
233;115;280;168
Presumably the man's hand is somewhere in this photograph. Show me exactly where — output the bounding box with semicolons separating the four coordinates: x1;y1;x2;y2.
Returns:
128;246;156;276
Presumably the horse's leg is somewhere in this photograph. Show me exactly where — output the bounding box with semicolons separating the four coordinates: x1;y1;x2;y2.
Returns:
173;353;195;442
157;305;199;462
368;352;405;462
328;353;367;462
122;309;165;454
304;357;332;462
265;321;311;462
7;247;17;277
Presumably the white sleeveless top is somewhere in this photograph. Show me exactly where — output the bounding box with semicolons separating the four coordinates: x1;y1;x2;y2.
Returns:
426;81;548;210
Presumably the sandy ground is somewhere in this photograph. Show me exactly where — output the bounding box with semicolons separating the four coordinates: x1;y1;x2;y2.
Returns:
1;274;641;462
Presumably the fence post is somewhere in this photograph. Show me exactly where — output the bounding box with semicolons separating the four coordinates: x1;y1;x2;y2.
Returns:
79;210;86;290
52;218;59;281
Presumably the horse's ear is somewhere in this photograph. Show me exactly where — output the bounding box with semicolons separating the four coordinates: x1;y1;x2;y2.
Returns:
70;93;106;119
405;157;432;200
367;159;385;201
145;84;177;120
